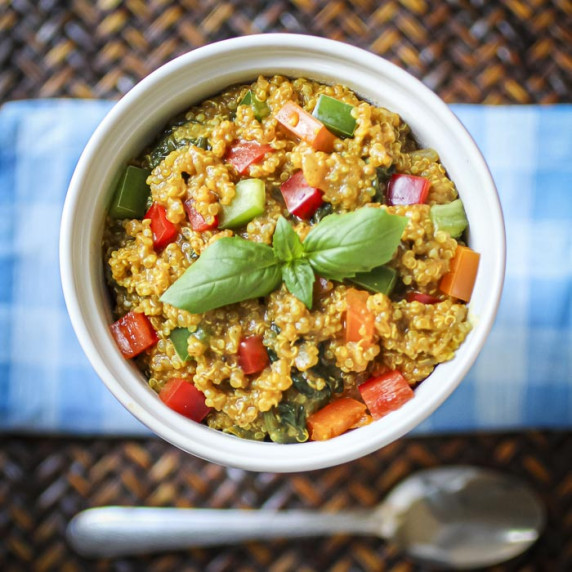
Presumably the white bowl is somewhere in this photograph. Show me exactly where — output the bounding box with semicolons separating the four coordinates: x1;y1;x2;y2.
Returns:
60;34;505;472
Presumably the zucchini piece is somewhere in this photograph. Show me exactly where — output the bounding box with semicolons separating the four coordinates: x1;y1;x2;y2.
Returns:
219;178;266;229
430;199;468;238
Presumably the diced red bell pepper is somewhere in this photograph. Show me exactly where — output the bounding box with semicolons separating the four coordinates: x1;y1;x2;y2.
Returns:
359;370;415;420
307;398;371;441
387;174;431;206
225;140;273;175
238;335;269;375
280;170;324;219
110;311;158;359
406;292;441;304
144;203;178;251
184;199;219;232
159;378;211;422
345;288;375;344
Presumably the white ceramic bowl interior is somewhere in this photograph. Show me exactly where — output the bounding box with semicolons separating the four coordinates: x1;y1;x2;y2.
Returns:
60;34;505;472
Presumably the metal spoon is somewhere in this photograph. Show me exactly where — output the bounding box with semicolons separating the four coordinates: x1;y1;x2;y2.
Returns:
66;466;544;569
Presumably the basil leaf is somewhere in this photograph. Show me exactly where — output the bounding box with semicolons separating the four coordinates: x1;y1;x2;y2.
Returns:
282;259;315;309
160;237;282;313
303;208;408;280
272;216;304;262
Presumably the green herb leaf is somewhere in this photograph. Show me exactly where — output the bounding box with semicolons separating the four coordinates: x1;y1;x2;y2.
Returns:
282;259;315;309
272;216;304;262
303;208;408;280
160;237;282;313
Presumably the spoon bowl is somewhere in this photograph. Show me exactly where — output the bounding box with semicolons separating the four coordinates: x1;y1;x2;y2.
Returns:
67;466;544;568
376;466;545;569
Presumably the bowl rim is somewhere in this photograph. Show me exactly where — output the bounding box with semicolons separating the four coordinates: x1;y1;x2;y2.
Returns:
60;33;505;472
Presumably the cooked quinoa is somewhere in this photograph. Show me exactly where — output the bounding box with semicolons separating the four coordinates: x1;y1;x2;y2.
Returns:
103;75;474;443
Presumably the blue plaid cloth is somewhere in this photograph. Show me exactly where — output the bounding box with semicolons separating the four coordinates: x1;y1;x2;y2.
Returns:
0;100;571;436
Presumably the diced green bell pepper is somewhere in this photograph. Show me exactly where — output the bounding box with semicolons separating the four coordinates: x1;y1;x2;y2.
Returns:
194;136;209;150
219;178;266;229
239;90;270;121
312;94;356;138
430;199;468;238
350;265;397;295
170;327;191;361
109;165;151;219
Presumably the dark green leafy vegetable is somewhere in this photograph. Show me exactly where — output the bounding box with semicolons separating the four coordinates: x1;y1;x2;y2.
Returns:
267;348;279;363
144;134;210;170
291;372;336;409
291;371;318;397
310;343;344;396
266;348;344;443
224;425;266;441
263;402;308;443
195;136;209;150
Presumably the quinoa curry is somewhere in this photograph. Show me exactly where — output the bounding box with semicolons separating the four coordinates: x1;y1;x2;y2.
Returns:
104;76;480;443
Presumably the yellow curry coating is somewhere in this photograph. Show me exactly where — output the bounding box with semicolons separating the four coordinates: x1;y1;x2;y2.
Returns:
104;75;471;441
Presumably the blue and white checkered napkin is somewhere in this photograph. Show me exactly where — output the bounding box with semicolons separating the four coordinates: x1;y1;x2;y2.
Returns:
0;100;570;436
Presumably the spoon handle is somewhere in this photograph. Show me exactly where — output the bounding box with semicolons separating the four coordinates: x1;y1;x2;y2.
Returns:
67;506;376;558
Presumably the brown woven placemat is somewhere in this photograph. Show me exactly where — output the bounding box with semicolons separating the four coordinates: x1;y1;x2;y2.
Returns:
1;0;571;103
1;431;571;571
1;1;572;570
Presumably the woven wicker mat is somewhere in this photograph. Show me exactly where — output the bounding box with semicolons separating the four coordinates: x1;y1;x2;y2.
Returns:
1;432;571;571
2;0;572;570
1;0;571;103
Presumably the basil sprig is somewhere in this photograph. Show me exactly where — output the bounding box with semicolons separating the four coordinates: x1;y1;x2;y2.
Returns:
160;207;407;312
273;217;315;308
